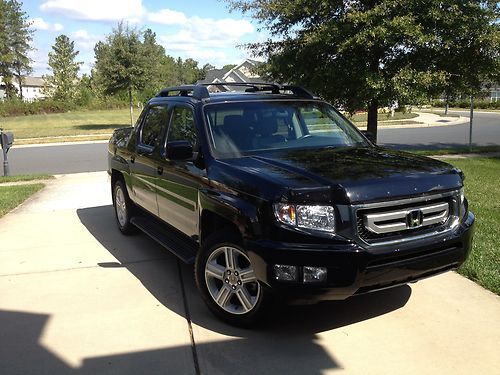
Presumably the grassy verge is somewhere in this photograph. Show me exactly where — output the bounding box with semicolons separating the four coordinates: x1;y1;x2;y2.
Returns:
349;112;419;123
0;174;54;183
1;108;131;140
409;145;500;156
355;120;421;127
0;184;45;218
443;157;500;294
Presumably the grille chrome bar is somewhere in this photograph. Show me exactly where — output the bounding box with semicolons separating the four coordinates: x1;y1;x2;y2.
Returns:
364;202;449;234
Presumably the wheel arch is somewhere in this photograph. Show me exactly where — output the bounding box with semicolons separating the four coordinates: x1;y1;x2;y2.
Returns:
198;189;263;246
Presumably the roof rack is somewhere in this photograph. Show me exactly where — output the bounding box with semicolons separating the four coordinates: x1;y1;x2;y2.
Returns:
156;85;210;100
155;83;318;101
200;82;318;99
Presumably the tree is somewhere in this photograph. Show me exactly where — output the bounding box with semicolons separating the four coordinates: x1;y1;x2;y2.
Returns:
0;0;33;100
45;34;82;100
138;28;182;102
173;57;203;85
200;63;215;80
0;1;15;99
227;0;499;141
222;64;237;71
93;22;149;125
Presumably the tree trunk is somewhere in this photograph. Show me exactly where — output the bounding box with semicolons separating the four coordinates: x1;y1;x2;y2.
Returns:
445;95;449;115
367;99;378;143
128;87;134;127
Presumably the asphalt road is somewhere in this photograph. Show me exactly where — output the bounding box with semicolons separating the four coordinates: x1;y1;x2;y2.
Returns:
381;110;500;149
3;111;499;175
5;142;108;175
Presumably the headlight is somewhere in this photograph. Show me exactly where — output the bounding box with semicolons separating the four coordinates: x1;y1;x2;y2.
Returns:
273;203;335;232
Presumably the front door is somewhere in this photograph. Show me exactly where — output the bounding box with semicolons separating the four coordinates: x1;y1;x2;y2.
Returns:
130;104;169;216
157;105;203;237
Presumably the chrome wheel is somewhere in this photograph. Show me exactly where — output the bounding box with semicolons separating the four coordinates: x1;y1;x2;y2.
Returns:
114;185;127;227
204;246;260;315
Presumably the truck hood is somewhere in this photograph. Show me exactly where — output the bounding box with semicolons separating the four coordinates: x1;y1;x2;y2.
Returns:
218;147;462;204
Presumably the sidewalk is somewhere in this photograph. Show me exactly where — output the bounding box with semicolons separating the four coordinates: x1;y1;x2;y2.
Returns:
1;172;499;374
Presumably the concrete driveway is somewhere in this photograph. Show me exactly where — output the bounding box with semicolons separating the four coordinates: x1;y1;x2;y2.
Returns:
1;172;499;374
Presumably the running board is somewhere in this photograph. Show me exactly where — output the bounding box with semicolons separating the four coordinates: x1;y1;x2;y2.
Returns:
130;216;198;264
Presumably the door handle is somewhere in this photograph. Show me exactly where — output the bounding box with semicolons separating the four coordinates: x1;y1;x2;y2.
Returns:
157;166;163;175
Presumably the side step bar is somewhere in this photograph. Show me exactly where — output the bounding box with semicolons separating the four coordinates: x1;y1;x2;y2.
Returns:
131;216;198;264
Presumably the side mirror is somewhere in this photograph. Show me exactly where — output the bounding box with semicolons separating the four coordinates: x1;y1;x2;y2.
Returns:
361;130;376;143
166;140;193;160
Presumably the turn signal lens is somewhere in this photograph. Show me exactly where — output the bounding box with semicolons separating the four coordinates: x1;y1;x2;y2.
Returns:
273;204;296;226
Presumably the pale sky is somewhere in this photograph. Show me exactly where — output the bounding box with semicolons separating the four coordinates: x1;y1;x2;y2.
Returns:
24;0;266;76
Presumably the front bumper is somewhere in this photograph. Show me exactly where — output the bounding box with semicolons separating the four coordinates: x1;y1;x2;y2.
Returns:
246;212;475;302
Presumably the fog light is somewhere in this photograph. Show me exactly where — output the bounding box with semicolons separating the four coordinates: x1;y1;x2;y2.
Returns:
274;264;298;281
303;266;327;283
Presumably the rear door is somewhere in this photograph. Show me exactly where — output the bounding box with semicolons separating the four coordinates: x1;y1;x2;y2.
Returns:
156;104;205;237
130;104;169;216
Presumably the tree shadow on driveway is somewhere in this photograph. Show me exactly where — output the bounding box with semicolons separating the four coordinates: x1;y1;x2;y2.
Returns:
77;205;412;335
76;205;412;374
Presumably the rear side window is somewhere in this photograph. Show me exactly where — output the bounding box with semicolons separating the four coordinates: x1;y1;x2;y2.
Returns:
168;106;197;147
140;105;169;147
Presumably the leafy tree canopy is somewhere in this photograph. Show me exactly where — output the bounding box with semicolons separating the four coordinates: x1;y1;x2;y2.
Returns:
0;0;33;100
227;0;499;140
45;34;82;100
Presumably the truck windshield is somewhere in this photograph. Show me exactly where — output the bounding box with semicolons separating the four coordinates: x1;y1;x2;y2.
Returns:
204;101;369;158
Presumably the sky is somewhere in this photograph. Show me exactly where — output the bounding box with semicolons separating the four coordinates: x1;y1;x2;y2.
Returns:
23;0;267;76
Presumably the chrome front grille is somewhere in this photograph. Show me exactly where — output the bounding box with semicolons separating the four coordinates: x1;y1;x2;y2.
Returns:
354;191;461;245
364;202;449;234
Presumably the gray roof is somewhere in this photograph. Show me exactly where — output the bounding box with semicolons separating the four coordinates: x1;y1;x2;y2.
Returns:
0;76;45;87
197;69;229;84
23;76;45;87
196;59;263;89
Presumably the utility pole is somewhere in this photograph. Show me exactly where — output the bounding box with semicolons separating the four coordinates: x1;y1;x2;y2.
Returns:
468;95;474;153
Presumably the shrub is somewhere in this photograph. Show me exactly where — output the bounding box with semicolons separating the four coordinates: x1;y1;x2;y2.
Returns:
0;97;127;117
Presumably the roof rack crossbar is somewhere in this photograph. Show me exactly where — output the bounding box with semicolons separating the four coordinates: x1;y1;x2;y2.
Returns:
282;85;317;99
200;82;281;94
156;85;210;100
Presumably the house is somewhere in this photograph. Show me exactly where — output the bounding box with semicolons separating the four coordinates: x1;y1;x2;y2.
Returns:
0;76;46;102
197;59;263;91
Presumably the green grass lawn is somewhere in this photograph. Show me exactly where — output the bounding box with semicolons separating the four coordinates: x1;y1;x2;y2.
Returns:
349;111;419;123
0;183;45;218
410;145;500;156
0;174;54;183
1;108;131;139
443;157;500;294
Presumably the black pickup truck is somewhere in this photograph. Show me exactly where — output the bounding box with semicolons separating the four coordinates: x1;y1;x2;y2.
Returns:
108;83;474;326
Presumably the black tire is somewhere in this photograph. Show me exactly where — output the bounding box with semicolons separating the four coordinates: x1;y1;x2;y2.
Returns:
113;179;137;235
195;231;269;326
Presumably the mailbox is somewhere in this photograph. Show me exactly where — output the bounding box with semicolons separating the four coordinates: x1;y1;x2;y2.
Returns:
1;129;14;176
1;131;14;150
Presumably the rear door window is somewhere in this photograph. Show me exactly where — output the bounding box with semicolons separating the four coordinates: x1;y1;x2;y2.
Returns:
139;105;169;147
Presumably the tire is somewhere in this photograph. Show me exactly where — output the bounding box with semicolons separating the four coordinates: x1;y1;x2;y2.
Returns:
113;179;137;235
195;231;269;326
